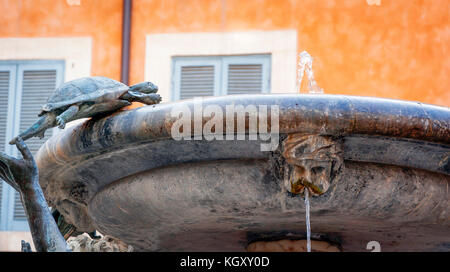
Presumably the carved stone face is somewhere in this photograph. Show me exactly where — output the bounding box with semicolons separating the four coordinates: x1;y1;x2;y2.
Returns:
282;134;343;196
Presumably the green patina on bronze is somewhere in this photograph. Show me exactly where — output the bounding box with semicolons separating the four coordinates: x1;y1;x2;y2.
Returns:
9;76;161;145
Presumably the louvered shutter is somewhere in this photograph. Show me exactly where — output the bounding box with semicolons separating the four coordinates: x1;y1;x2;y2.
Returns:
0;70;10;220
173;55;270;100
0;177;2;221
226;64;264;94
13;69;58;221
179;66;215;100
0;71;9;149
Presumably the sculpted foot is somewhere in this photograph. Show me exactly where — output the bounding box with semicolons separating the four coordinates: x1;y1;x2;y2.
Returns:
9;137;17;145
56;116;66;129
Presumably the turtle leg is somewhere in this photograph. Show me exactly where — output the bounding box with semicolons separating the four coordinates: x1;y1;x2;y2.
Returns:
122;91;162;105
9;113;57;144
56;105;79;129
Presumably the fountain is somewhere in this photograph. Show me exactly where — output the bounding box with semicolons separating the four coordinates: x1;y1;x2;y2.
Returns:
297;50;322;252
33;92;449;251
297;51;323;94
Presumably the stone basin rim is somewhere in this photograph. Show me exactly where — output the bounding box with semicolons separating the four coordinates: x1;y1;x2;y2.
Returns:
35;94;450;190
36;94;450;161
32;94;450;246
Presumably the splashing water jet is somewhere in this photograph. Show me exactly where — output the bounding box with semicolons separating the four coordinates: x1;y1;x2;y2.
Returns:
297;51;324;94
295;51;323;252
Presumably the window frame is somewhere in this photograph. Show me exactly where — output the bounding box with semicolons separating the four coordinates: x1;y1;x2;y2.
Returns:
172;54;271;101
0;60;64;231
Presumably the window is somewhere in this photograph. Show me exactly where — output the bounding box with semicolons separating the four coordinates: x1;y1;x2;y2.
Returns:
0;60;64;231
172;55;271;101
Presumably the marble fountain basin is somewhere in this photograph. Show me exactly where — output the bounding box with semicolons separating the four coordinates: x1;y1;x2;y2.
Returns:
35;94;449;251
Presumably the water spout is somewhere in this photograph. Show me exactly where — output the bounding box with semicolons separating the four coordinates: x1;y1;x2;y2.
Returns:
304;189;311;252
297;51;324;94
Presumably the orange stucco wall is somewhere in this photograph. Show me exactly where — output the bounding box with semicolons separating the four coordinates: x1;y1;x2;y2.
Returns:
0;0;123;80
1;0;449;106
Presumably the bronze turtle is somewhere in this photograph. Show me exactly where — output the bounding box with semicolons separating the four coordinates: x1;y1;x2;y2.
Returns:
10;76;161;144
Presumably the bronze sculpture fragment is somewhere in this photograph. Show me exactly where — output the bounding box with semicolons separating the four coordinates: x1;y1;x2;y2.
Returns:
0;137;69;251
10;76;161;144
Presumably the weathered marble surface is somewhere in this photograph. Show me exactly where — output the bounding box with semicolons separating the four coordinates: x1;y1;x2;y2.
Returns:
35;95;450;251
68;233;133;252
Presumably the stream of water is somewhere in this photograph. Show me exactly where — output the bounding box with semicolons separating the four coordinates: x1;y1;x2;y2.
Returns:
304;189;311;252
297;50;321;252
297;50;324;94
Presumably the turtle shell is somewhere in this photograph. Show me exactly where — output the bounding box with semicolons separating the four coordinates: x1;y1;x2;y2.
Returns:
40;76;129;115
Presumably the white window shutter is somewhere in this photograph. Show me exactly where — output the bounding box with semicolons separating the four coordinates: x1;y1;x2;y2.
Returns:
179;66;215;100
12;193;26;220
0;177;2;220
19;70;57;154
173;55;270;100
12;69;58;221
226;64;264;94
0;71;9;150
0;70;11;222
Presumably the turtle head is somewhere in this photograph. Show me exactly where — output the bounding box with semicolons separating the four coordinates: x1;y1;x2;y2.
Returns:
129;81;158;94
